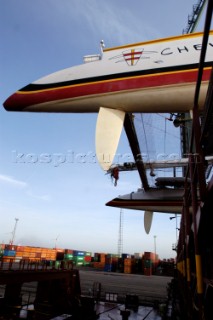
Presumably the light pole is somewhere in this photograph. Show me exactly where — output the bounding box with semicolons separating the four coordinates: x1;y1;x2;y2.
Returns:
154;235;157;256
153;235;157;272
170;214;178;242
170;214;180;247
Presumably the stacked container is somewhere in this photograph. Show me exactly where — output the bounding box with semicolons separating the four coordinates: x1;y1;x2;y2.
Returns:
56;249;65;261
73;250;86;266
1;245;57;263
124;258;135;274
143;252;159;275
104;254;119;272
84;252;92;266
64;249;74;261
93;253;106;270
0;245;162;274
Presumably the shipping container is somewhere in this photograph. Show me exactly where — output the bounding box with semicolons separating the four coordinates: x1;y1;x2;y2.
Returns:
124;258;135;266
144;267;152;276
93;262;105;269
124;265;132;274
104;264;112;272
73;250;85;256
16;246;25;251
134;259;142;273
56;251;64;261
64;253;73;260
64;249;74;254
144;252;158;263
144;252;155;260
144;259;152;268
105;256;118;265
3;250;16;257
84;256;92;262
73;256;84;262
5;244;17;251
104;263;117;272
122;253;131;259
2;257;15;263
94;253;106;262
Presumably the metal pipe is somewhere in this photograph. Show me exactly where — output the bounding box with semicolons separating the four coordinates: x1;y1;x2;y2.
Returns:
189;154;203;317
194;0;213;108
124;113;149;190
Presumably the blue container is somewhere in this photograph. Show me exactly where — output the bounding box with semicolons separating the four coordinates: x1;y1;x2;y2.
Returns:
104;264;117;272
104;264;112;272
122;253;131;259
4;250;16;257
73;250;85;256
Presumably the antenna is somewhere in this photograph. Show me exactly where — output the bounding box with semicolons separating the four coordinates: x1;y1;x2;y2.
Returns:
118;209;123;257
54;234;60;249
10;218;19;245
100;40;105;54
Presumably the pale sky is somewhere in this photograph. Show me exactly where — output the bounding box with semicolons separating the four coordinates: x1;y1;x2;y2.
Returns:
0;0;207;258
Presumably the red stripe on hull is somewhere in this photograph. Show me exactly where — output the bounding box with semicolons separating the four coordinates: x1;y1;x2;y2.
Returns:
5;68;211;110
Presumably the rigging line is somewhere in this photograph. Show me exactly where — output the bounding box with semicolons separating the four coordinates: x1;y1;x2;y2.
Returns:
155;168;183;173
141;114;151;163
142;308;154;320
140;114;156;181
134;116;179;140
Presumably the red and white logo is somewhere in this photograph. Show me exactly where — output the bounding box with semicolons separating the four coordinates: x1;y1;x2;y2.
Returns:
122;49;143;66
109;48;157;66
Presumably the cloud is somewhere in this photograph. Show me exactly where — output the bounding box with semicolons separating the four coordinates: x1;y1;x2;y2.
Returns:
0;174;50;201
26;190;51;201
0;174;27;188
68;0;151;45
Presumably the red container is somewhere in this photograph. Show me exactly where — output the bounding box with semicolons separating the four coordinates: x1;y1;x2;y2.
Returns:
144;267;152;276
84;256;92;262
65;249;74;254
5;244;17;251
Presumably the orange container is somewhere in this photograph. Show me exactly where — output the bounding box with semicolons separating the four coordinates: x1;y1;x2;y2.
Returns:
93;262;105;269
124;265;132;274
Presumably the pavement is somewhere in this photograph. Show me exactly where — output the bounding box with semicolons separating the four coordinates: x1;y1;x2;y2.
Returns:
79;269;172;305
